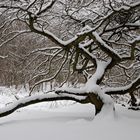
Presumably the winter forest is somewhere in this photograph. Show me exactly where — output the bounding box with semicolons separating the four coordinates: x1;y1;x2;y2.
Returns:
0;0;140;140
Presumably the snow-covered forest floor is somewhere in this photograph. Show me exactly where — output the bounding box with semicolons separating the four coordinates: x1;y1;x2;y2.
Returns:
0;86;140;140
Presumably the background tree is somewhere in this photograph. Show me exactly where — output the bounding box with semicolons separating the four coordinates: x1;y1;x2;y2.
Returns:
0;0;140;117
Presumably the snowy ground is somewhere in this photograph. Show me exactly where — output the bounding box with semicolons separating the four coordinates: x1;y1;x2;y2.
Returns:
0;87;140;140
0;103;140;140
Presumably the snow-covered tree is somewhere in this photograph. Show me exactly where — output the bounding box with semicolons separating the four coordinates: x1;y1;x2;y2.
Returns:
0;0;140;118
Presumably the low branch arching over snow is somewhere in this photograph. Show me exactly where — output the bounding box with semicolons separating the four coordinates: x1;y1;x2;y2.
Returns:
0;93;87;118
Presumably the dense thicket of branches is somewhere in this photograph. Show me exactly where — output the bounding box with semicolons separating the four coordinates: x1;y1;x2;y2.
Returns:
0;0;140;117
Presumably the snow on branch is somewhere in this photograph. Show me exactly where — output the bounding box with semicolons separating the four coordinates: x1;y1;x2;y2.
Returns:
32;26;78;47
92;31;121;60
56;84;113;106
0;93;87;118
55;87;87;96
85;59;112;86
26;46;62;57
129;36;140;45
104;75;140;95
0;55;8;59
56;60;113;104
36;0;56;16
113;1;140;11
79;40;97;62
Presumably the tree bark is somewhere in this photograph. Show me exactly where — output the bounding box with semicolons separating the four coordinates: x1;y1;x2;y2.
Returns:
88;93;104;115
